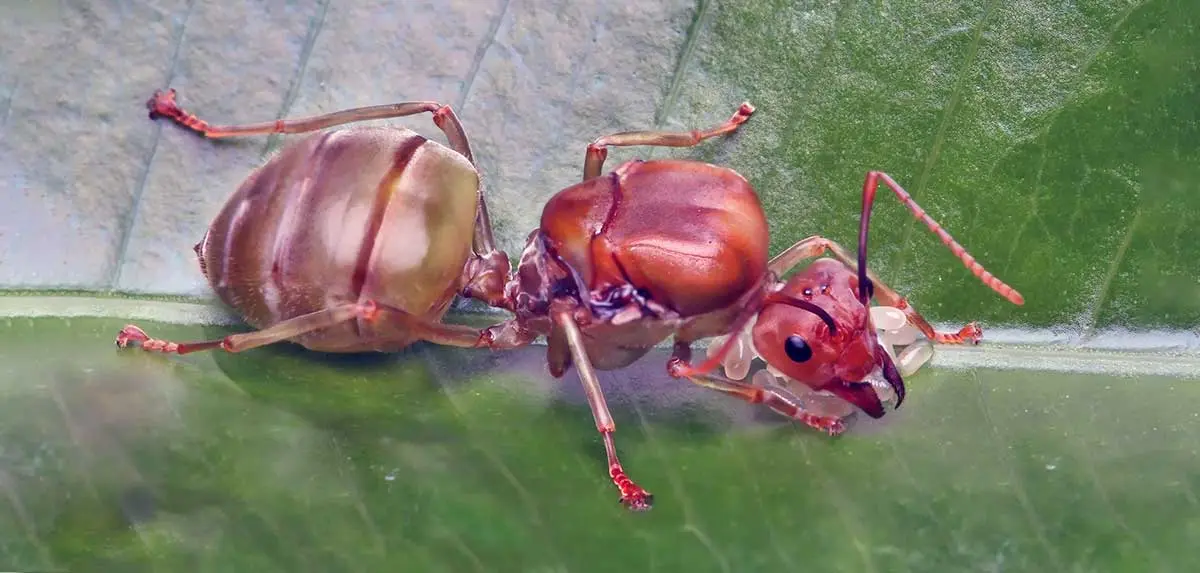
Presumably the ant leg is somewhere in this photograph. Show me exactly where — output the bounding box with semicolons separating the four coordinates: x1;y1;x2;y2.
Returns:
148;88;458;139
350;302;536;350
582;102;755;180
115;301;533;355
666;342;847;435
767;234;837;277
667;286;766;378
554;309;653;511
769;235;983;344
421;104;504;275
116;303;376;355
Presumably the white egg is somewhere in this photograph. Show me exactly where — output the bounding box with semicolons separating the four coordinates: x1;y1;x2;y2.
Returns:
882;324;920;346
898;339;934;376
870;306;907;330
752;368;779;388
724;336;752;380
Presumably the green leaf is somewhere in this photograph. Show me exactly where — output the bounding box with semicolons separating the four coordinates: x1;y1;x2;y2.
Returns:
3;1;1198;571
663;0;1200;329
2;317;1197;572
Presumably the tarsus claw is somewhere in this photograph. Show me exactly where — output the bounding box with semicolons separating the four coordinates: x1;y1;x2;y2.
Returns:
961;322;983;344
116;324;149;348
620;491;654;512
146;88;180;120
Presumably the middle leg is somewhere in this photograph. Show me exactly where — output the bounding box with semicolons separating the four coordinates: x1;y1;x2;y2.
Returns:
581;102;755;180
554;308;653;511
116;300;533;356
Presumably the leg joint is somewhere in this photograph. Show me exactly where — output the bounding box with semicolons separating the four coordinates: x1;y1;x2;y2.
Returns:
431;105;454;126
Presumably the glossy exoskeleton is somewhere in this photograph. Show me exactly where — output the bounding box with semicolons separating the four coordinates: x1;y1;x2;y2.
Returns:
116;89;511;354
118;91;1023;513
686;171;1025;439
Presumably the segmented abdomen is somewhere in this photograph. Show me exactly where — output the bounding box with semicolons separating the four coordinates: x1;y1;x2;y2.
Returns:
198;126;479;351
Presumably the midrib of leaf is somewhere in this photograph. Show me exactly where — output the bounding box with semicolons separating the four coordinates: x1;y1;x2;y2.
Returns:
653;0;715;128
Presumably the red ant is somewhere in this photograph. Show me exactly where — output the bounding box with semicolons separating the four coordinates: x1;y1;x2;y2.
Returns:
116;91;1023;511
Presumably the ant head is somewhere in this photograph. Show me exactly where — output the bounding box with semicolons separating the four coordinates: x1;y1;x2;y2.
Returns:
750;258;904;418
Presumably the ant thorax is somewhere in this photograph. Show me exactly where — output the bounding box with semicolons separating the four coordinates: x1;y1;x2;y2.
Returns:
706;306;935;408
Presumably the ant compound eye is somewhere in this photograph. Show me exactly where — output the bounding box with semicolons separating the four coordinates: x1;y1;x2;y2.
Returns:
784;335;812;363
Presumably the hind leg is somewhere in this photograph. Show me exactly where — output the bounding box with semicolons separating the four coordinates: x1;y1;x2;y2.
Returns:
116;301;532;355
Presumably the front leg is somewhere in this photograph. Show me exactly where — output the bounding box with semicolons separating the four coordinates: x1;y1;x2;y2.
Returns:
666;342;847;435
768;236;983;345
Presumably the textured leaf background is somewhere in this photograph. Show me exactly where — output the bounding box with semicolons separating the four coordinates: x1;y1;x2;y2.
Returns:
0;0;1198;571
2;318;1198;572
684;0;1200;331
2;0;1197;331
